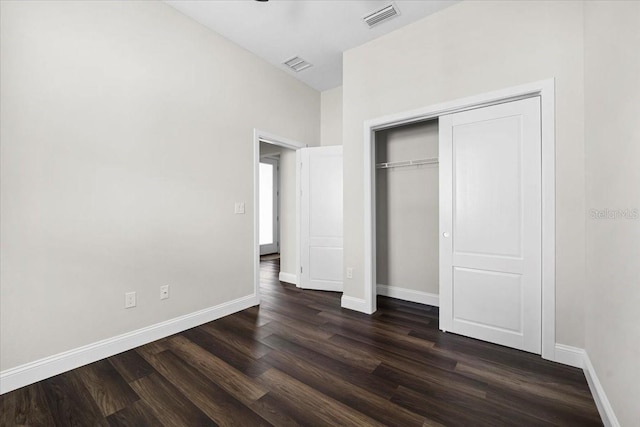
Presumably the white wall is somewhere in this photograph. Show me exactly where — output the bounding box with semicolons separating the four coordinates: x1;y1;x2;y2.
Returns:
0;0;319;371
584;2;640;425
342;0;586;347
259;143;298;277
320;86;343;146
376;121;439;296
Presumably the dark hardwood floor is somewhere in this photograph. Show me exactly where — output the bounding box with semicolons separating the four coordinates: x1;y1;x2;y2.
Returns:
1;259;602;426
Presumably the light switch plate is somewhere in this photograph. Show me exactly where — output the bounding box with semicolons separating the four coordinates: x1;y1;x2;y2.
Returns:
234;202;245;214
160;285;169;300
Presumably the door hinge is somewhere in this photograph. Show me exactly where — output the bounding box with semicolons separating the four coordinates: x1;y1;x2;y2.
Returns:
300;266;303;273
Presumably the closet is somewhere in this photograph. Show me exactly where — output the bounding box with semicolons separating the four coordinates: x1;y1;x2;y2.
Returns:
375;120;439;305
371;96;543;354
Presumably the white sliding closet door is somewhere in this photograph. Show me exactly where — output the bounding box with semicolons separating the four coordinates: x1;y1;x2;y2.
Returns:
439;97;542;353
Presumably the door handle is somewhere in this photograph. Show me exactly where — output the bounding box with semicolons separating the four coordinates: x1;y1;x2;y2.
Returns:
443;232;450;238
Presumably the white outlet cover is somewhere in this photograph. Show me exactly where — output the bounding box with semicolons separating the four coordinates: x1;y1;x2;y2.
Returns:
125;291;136;308
346;268;353;279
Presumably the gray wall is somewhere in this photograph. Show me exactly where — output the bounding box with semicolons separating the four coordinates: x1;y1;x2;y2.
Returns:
320;86;343;146
342;0;586;348
584;2;640;425
0;0;319;371
376;121;439;295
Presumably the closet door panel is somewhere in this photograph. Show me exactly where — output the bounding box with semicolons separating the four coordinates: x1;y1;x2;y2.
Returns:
451;115;522;258
439;97;541;354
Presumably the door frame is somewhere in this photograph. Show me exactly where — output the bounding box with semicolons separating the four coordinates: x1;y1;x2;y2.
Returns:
358;79;556;361
253;129;306;304
259;156;280;255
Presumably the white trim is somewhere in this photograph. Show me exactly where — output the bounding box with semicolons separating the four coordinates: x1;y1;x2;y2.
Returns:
0;293;258;395
253;129;306;301
360;79;556;361
539;81;556;361
362;119;376;314
583;353;620;427
256;129;307;151
553;343;584;369
377;284;439;307
295;149;302;287
278;272;298;285
340;295;373;314
549;345;619;426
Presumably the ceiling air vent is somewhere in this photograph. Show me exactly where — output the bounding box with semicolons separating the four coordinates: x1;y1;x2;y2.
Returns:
283;56;312;72
363;2;400;28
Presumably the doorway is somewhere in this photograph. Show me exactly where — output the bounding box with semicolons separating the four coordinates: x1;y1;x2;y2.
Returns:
259;156;280;256
253;130;306;303
358;79;557;361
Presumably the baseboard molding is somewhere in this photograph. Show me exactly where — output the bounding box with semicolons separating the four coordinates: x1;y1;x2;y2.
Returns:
377;284;439;307
549;344;619;427
341;295;373;314
0;293;259;395
553;343;585;369
278;272;298;285
583;352;620;427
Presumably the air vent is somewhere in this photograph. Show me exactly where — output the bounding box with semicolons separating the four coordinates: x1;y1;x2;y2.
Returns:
283;56;312;72
363;2;400;28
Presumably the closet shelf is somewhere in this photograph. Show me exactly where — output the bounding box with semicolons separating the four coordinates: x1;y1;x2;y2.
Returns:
376;157;439;169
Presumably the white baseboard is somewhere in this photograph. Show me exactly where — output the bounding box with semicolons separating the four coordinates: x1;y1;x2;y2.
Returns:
0;293;259;395
553;343;585;369
341;295;373;314
377;284;439;307
583;352;620;427
549;344;618;427
278;272;298;285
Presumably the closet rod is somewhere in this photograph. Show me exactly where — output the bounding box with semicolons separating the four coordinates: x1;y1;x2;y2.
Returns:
376;157;439;169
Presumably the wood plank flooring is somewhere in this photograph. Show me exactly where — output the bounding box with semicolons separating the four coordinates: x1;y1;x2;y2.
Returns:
0;259;602;426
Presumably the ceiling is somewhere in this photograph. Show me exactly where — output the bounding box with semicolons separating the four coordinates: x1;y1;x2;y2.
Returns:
164;0;459;92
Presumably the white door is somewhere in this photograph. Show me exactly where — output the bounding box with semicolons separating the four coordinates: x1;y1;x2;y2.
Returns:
259;157;279;255
439;97;542;353
300;146;343;291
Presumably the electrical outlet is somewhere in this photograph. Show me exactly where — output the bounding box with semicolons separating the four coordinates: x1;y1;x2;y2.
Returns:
160;285;169;300
125;292;136;308
346;268;353;279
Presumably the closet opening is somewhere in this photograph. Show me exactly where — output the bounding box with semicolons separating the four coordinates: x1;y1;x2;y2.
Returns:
360;80;555;359
375;120;440;308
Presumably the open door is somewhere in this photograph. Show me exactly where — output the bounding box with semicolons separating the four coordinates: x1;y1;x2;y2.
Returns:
300;146;343;291
439;97;542;353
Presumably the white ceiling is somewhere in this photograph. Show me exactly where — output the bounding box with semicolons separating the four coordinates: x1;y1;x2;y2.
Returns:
165;0;459;92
